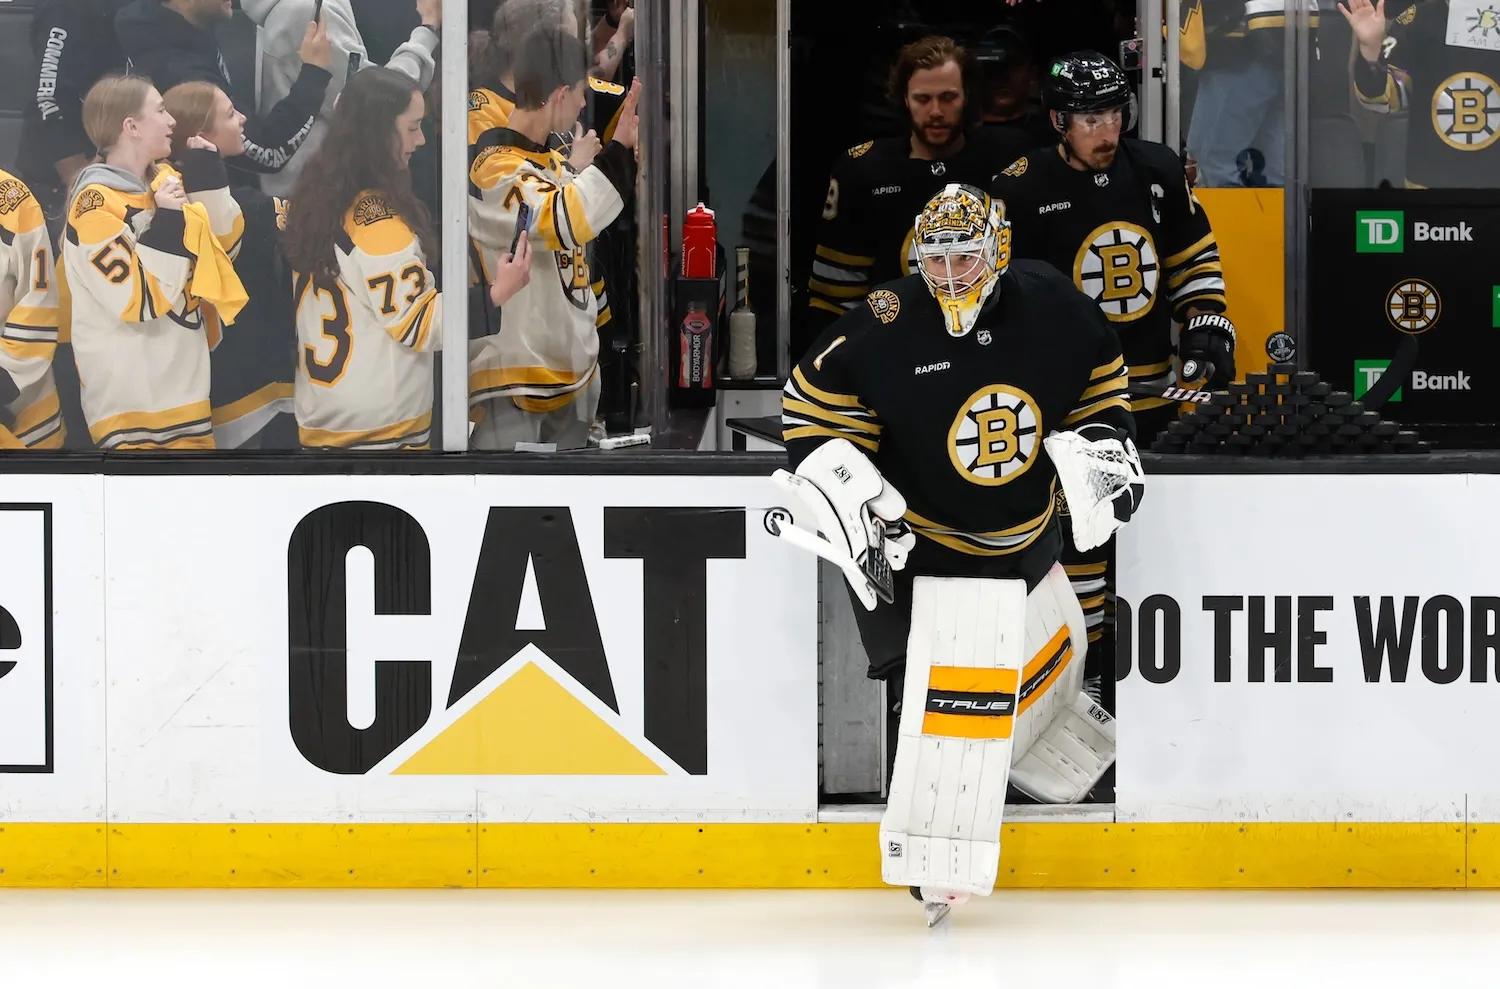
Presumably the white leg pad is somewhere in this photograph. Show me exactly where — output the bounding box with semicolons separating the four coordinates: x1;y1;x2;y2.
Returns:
880;576;1028;898
1008;691;1117;804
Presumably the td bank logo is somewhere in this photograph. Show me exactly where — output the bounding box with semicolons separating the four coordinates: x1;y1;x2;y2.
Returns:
287;502;746;777
1356;210;1404;253
1354;359;1402;401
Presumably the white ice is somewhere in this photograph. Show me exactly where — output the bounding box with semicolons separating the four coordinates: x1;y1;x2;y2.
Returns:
1;888;1496;988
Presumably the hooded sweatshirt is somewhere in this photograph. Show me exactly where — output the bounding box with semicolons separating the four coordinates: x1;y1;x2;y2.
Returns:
241;0;437;197
19;0;134;204
115;0;332;175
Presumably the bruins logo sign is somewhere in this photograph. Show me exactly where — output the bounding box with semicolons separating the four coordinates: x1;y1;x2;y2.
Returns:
1073;222;1159;322
1432;72;1500;151
1386;278;1440;335
948;384;1041;487
868;289;901;324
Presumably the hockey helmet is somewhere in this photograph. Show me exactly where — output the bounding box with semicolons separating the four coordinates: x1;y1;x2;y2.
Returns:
913;184;1011;338
1043;51;1136;134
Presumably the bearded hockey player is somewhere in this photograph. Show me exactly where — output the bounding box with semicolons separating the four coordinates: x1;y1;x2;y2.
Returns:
771;184;1144;927
806;35;1030;339
991;51;1231;710
1342;0;1500;188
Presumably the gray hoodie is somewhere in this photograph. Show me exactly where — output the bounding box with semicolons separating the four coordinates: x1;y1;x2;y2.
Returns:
240;0;438;197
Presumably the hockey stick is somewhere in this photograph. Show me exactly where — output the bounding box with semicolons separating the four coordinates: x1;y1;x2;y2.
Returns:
1126;361;1219;405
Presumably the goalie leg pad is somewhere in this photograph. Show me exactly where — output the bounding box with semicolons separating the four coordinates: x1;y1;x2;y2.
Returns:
1008;565;1116;804
880;576;1028;898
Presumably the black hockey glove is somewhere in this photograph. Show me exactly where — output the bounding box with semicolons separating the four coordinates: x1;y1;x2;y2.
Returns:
1179;312;1236;388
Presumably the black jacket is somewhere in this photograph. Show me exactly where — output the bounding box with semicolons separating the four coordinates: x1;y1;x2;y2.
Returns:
115;0;332;174
19;0;133;195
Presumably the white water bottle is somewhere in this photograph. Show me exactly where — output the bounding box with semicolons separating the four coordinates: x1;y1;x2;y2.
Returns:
727;247;758;379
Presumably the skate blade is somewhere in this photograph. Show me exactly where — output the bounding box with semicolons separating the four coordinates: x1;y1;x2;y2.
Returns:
924;902;952;928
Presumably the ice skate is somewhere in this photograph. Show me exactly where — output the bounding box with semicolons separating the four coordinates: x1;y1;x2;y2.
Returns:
911;885;967;928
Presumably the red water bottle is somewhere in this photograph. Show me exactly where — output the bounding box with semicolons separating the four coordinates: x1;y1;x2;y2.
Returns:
682;203;717;279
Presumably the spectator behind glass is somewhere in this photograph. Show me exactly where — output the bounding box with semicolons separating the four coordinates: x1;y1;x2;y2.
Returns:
280;68;528;452
20;0;134;222
467;28;640;452
0;169;65;450
63;75;247;450
163;81;300;449
470;0;579;158
115;0;334;178
242;0;442;198
974;25;1055;149
591;0;635;83
1180;0;1287;187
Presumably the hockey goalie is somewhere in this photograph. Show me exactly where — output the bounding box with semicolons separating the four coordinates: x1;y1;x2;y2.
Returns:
770;184;1144;926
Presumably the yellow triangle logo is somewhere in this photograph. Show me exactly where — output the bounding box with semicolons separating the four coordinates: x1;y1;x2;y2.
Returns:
393;661;668;776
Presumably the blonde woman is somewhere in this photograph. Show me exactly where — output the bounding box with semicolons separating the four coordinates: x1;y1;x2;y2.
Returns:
164;81;297;449
62;75;246;450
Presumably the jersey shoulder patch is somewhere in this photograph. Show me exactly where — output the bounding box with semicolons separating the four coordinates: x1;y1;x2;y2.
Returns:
1001;156;1028;178
468;89;490;111
589;77;626;96
1395;3;1416;25
848;141;874;159
0;175;42;233
345;193;416;256
867;288;905;325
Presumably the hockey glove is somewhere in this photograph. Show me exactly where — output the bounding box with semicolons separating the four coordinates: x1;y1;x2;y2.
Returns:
1043;424;1145;552
1179;312;1236;388
766;438;914;611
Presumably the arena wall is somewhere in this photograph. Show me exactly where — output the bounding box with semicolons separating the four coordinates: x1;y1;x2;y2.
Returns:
1;461;1496;888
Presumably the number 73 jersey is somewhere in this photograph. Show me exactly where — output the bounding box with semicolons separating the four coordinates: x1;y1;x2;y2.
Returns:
293;192;442;451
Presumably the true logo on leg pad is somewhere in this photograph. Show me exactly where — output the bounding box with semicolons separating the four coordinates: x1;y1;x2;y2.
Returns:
922;665;1018;739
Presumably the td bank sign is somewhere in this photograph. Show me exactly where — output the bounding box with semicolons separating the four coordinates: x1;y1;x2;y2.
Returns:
1356;210;1474;253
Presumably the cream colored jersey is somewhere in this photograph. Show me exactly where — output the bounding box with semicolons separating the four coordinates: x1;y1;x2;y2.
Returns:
61;164;243;450
468;136;632;412
293;193;441;451
0;171;63;449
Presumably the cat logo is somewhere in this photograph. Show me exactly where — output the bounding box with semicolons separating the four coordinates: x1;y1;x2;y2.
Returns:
0;505;52;774
1433;72;1500;151
1386;278;1440;335
1073;222;1159;322
947;384;1041;487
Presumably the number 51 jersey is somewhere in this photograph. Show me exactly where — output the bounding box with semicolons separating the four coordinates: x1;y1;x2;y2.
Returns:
782;263;1133;585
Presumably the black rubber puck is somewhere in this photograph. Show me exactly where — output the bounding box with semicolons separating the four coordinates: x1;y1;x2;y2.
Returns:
1370;421;1399;437
1304;383;1332;398
1292;371;1320;388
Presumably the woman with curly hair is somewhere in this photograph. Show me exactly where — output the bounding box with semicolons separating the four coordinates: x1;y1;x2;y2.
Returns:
282;67;527;451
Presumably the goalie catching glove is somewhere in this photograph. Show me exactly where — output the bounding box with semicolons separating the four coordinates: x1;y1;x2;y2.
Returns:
1179;312;1236;388
767;439;915;611
1044;423;1144;553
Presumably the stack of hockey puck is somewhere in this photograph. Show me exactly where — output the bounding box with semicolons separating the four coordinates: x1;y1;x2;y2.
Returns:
1149;363;1431;457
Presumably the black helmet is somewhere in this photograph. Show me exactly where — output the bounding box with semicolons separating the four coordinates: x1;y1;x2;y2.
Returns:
1042;51;1132;116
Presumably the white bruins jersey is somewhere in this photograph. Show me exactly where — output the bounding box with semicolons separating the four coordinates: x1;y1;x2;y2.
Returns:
0;171;63;449
293;193;441;451
62;164;242;450
467;132;632;412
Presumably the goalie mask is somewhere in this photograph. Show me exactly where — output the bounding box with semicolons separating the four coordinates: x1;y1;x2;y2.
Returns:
913;184;1012;337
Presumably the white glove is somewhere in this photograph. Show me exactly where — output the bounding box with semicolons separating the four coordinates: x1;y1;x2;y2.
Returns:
765;439;913;610
1043;425;1145;553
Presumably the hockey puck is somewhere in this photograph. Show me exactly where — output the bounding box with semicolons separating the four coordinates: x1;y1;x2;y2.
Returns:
1206;422;1233;437
1351;411;1381;427
1246;372;1273;387
1252;413;1282;427
1268;362;1298;376
1304;403;1327;417
1326;391;1353;407
1393;431;1420;446
1332;401;1366;417
1167;420;1198;437
1284;413;1312;427
1283;393;1311;407
1336;423;1364;437
1180;411;1210;426
1265;383;1293;396
1370;421;1399;437
1292;371;1320;388
1241;423;1267;437
1273;422;1301;437
1229;382;1257;397
1250;392;1278;407
1304;382;1333;398
1320;413;1348;426
1210;393;1238;408
1228;404;1254;417
1306;423;1331;436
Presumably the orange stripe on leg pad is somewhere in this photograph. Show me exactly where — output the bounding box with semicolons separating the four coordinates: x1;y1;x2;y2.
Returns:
927;666;1019;693
922;711;1014;740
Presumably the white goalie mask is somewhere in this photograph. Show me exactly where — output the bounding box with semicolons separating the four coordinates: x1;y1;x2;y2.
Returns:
913;184;1012;338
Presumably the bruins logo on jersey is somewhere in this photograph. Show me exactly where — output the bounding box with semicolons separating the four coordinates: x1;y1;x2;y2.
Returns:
273;197;290;232
556;247;592;311
1432;72;1500;151
1052;486;1070;518
0;178;30;215
1395;3;1416;24
1001;157;1028;178
469;90;490;111
353;195;396;226
1073;221;1159;322
849;141;874;159
1387;278;1440;335
947;384;1041;487
72;188;106;218
868;290;901;324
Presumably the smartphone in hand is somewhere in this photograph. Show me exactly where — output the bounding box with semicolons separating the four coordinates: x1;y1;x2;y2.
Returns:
509;200;533;256
312;0;324;21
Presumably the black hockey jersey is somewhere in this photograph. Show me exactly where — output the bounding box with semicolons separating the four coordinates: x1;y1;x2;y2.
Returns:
806;131;1026;332
1354;2;1500;188
992;141;1226;414
783;264;1132;584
